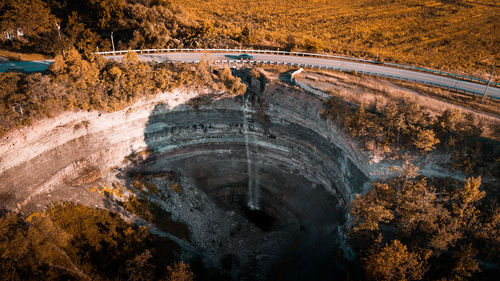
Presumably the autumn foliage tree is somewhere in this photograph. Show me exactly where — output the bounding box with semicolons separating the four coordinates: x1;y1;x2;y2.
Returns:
1;0;232;55
323;98;438;153
322;96;498;176
219;66;247;96
0;203;196;280
348;167;498;280
412;128;439;152
164;261;195;281
364;240;424;281
432;109;496;175
434;109;482;150
0;0;57;50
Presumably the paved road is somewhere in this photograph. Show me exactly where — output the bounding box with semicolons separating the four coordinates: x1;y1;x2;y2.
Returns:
1;52;499;100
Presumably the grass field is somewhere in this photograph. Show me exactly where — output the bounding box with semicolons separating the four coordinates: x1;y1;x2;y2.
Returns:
172;0;499;78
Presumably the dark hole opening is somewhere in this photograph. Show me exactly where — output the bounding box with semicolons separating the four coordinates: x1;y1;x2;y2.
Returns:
240;203;276;232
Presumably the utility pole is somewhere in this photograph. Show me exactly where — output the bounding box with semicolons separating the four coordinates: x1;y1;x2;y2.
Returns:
481;63;496;103
110;31;115;53
55;20;65;56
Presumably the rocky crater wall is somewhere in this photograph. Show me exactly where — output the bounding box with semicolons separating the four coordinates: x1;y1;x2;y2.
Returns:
138;83;369;225
0;81;369;213
0;80;371;279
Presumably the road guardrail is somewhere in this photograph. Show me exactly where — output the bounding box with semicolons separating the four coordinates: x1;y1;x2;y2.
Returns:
94;48;499;88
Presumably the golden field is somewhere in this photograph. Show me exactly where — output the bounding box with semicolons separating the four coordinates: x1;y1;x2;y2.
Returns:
172;0;499;78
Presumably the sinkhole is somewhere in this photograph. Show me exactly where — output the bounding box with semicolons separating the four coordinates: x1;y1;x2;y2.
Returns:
0;80;369;280
0;80;371;280
130;88;370;280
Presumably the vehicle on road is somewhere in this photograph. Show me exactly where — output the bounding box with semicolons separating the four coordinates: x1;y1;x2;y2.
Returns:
238;54;254;61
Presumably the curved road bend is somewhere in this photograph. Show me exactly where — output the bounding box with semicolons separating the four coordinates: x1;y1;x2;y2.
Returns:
1;52;498;100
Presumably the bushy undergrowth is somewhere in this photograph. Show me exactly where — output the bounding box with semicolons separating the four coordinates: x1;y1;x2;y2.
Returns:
0;49;246;137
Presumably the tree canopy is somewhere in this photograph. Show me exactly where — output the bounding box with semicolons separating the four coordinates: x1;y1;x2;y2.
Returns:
0;0;231;55
348;167;499;280
0;203;194;280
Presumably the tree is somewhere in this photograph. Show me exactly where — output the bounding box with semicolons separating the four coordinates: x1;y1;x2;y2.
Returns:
64;12;99;58
56;0;124;30
434;109;482;149
348;168;492;280
126;250;156;281
120;2;192;49
344;105;383;144
164;261;195;281
122;50;140;65
285;35;297;51
303;37;322;52
241;26;251;44
219;67;247;96
450;244;480;281
90;0;124;29
412;128;439;152
26;214;91;280
350;184;394;233
381;101;407;145
452;177;484;232
365;240;424;281
0;212;90;280
321;96;351;122
1;203;186;280
0;0;56;44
